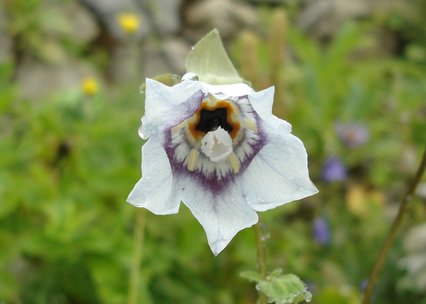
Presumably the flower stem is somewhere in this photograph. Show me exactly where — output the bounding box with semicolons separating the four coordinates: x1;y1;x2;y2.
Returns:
128;209;145;304
255;219;268;304
363;146;426;304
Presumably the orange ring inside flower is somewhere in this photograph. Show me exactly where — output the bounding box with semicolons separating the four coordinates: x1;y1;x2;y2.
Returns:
188;99;241;140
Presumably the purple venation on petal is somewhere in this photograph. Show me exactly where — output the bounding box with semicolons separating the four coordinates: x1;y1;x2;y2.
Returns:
321;156;347;182
163;129;267;195
335;122;369;148
313;217;331;245
162;95;267;195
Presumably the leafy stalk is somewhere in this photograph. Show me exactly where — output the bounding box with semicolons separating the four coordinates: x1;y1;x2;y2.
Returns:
255;219;268;304
363;146;426;304
128;209;145;304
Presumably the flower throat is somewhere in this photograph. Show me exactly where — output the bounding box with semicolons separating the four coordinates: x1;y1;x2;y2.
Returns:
196;108;233;133
188;98;241;140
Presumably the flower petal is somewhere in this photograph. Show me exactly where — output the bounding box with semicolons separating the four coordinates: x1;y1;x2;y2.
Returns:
241;133;318;211
127;137;180;215
177;176;258;255
202;82;254;100
248;87;292;134
140;79;203;139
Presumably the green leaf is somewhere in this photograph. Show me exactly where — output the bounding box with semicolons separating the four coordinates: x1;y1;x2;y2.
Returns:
412;119;426;144
341;82;376;121
185;29;243;84
240;271;262;283
256;271;312;304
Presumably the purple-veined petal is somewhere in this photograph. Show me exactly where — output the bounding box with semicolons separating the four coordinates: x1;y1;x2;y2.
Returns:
248;87;292;135
176;175;258;255
127;136;180;215
140;79;204;139
241;133;318;211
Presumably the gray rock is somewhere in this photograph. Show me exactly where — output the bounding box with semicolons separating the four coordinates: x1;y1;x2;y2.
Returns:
142;37;190;78
40;1;99;47
108;45;142;82
81;0;150;41
297;0;369;39
143;42;175;78
0;3;12;63
403;223;426;254
416;182;426;199
185;0;257;39
399;223;426;291
145;0;181;35
297;0;411;41
163;38;190;74
16;56;97;100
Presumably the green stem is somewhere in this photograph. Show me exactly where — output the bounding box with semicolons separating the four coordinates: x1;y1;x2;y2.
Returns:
363;146;426;304
255;219;268;304
128;209;145;304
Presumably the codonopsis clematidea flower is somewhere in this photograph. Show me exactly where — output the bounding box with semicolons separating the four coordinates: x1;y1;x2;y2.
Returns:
128;30;318;255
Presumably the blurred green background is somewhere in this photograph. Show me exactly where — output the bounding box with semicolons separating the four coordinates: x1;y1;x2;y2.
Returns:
0;0;425;303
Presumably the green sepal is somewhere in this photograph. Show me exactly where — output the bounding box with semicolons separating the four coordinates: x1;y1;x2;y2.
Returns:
185;29;243;84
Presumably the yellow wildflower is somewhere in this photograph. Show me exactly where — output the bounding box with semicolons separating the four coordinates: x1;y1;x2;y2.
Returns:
82;77;99;96
346;183;384;217
117;13;140;34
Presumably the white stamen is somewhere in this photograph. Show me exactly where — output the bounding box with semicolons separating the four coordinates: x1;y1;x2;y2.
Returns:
201;127;233;162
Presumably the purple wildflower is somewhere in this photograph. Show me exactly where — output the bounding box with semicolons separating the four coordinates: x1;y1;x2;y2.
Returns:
335;122;369;148
313;217;331;245
321;156;347;182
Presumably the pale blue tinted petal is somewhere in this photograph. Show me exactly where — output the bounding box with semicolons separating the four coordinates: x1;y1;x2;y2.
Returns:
177;176;258;255
141;79;203;139
186;29;243;84
241;133;318;211
248;86;274;119
202;82;254;99
248;87;292;134
127;137;179;215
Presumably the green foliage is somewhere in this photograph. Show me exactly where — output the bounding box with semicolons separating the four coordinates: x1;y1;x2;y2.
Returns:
242;270;312;304
1;1;426;303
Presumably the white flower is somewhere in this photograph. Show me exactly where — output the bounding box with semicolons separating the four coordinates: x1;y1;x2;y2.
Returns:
128;30;318;255
128;78;318;255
